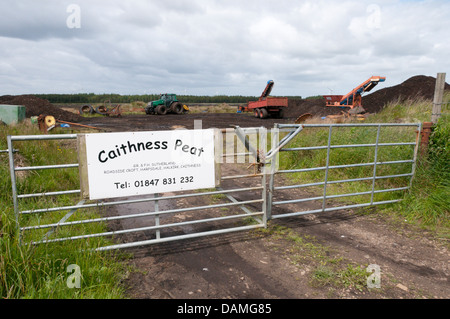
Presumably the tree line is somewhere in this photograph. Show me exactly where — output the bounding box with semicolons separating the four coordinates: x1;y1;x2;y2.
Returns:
34;93;303;104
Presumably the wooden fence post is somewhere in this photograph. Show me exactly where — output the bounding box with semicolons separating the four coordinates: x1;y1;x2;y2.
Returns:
431;73;446;124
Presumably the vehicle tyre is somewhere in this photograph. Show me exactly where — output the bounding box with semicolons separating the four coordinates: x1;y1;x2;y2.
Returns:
156;105;167;115
145;102;153;114
278;108;284;119
170;102;183;114
254;109;260;118
260;108;268;119
95;105;108;115
79;104;93;115
145;102;155;115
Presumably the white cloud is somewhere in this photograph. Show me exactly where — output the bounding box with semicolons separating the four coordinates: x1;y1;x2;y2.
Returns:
0;0;449;97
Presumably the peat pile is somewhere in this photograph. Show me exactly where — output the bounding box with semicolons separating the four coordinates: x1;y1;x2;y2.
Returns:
285;98;343;119
0;94;81;122
363;75;450;113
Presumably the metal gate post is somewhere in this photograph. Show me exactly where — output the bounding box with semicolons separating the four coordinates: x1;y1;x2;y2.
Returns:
266;124;280;221
260;127;268;227
265;123;304;220
7;135;20;241
410;122;422;189
155;193;160;239
322;126;333;211
370;125;381;204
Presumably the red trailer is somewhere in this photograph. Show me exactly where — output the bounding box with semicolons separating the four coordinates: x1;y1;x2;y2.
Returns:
246;80;288;119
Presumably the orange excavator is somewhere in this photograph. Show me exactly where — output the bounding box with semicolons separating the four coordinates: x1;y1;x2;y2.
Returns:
323;76;386;113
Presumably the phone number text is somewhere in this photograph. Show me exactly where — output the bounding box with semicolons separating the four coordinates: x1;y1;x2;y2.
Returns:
114;176;194;189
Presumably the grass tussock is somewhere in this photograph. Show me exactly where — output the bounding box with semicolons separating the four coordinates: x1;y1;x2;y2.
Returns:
391;111;449;231
380;93;449;232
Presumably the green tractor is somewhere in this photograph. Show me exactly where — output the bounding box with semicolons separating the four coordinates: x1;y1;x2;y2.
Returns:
145;93;188;115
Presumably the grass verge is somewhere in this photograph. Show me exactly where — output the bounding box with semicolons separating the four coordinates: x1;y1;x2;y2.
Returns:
1;121;129;299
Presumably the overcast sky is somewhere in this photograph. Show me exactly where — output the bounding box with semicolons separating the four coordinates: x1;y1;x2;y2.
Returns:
0;0;449;97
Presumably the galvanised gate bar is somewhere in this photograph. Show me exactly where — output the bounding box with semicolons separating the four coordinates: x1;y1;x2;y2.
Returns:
6;122;421;251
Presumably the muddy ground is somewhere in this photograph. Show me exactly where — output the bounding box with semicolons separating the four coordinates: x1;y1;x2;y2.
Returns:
77;111;293;132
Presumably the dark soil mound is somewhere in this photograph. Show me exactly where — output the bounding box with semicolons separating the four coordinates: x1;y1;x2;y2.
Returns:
363;75;450;113
285;98;346;119
0;94;81;122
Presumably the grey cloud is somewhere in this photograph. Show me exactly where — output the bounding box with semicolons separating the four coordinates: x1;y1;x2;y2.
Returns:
0;2;90;40
1;0;450;97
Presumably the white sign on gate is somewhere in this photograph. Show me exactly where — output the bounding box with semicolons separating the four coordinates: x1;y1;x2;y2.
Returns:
81;129;216;200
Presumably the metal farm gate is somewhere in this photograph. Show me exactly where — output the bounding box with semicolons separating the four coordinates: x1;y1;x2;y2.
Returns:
6;122;421;251
266;123;421;220
7;127;268;251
